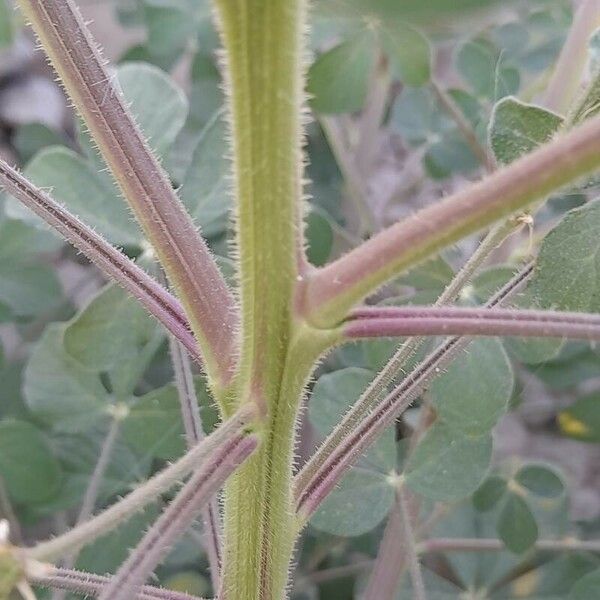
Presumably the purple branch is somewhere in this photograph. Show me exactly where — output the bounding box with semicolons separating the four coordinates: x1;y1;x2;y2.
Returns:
27;406;256;562
363;491;408;600
32;567;207;600
295;265;533;517
18;0;238;386
168;336;222;590
303;107;600;326
346;305;600;342
98;434;258;600
0;159;200;364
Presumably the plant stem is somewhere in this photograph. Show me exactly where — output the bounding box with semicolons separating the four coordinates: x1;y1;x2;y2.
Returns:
543;0;600;114
294;220;519;500
26;406;256;562
363;490;408;600
419;537;600;554
17;0;237;389
31;567;205;600
302;112;600;326
0;159;200;364
213;1;315;598
98;434;258;600
345;305;600;341
168;335;222;591
398;489;427;600
295;264;533;518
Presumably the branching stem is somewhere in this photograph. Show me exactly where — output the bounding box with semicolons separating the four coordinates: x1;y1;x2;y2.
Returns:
26;406;256;562
0;159;200;364
303;112;600;326
345;305;600;342
98;433;257;600
295;264;533;518
31;567;205;600
168;335;222;590
17;0;237;389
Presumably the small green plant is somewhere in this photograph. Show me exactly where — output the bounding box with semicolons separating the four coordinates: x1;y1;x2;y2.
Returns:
0;0;600;599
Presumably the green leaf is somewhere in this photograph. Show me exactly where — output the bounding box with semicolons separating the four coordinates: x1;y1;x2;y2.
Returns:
13;123;68;164
306;210;333;267
7;62;188;247
570;569;600;600
472;475;507;512
380;22;430;86
118;61;189;157
0;420;62;504
50;430;150;511
308;34;376;114
142;4;193;68
0;0;14;49
163;572;210;598
310;368;374;437
404;422;492;501
19;146;141;246
309;367;396;470
497;492;538;554
0;263;63;318
0;218;61;261
531;200;600;313
63;284;158;396
558;392;600;443
308;367;397;536
121;384;187;461
181;110;231;237
0;217;63;318
309;467;395;537
24;325;111;432
515;464;565;499
76;504;159;574
490;97;563;165
430;338;514;436
424;133;479;179
456;38;519;100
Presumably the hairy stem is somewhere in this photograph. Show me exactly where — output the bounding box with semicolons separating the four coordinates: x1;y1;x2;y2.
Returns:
31;567;205;600
213;1;312;599
345;305;600;341
168;336;222;591
26;406;256;562
0;159;200;364
17;0;237;389
543;0;600;114
293;220;519;499
302;112;600;326
295;264;533;518
99;434;258;600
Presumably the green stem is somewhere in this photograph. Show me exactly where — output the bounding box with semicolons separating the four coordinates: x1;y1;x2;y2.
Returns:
213;2;313;598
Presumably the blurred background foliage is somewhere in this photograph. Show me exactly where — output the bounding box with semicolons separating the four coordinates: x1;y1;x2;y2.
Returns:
0;0;598;598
